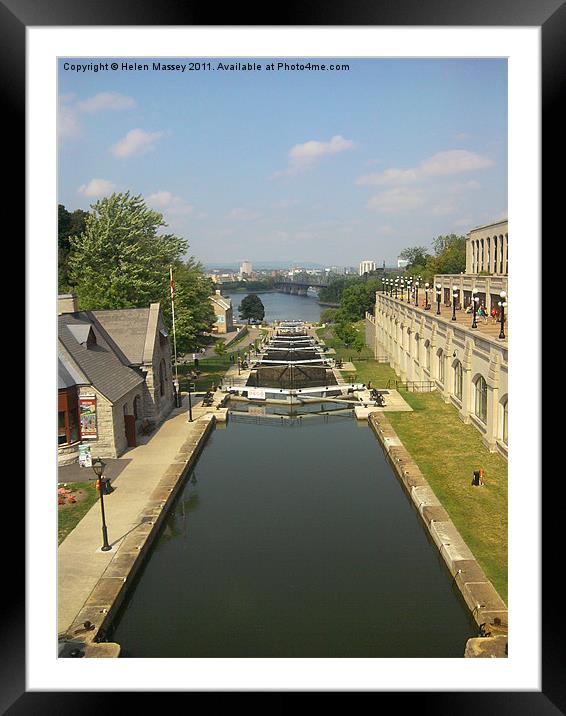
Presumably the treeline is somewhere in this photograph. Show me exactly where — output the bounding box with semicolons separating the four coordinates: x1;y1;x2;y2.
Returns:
218;277;276;291
320;234;466;326
58;192;215;355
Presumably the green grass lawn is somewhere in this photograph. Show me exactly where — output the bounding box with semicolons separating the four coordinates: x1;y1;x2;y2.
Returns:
320;321;508;602
387;391;508;603
58;482;99;544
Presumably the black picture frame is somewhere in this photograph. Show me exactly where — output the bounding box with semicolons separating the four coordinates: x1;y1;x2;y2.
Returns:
10;0;556;710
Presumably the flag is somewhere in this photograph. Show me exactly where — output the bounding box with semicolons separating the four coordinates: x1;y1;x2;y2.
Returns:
169;268;175;302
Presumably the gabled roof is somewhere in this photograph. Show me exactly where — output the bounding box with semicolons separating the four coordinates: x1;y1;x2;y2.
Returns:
58;312;144;403
92;307;151;365
210;293;232;311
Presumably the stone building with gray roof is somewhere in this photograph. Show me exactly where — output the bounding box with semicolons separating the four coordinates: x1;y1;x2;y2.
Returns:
58;295;175;465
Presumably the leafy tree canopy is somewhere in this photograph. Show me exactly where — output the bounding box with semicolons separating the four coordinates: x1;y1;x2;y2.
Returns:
66;191;215;354
239;293;265;323
58;204;89;291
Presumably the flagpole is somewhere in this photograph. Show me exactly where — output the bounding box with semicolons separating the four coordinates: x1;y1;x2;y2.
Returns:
170;267;179;398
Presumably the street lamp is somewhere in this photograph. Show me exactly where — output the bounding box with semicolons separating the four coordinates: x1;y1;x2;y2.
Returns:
91;457;112;552
414;279;420;307
471;288;479;329
424;283;430;310
436;284;442;315
498;291;507;340
394;279;399;298
451;285;459;321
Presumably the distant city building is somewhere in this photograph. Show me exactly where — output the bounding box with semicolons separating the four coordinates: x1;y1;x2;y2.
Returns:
240;261;252;276
359;260;376;275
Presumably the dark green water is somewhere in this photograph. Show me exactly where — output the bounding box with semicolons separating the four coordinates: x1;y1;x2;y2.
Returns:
111;413;476;657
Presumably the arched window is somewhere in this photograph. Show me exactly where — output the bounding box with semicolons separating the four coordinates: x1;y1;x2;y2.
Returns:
425;340;431;370
474;375;488;424
437;349;444;384
453;360;463;401
499;395;508;445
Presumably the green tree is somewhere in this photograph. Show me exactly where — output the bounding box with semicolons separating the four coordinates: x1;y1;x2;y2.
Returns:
161;260;217;355
68;192;187;309
320;307;338;323
214;339;227;358
67;192;215;353
399;246;431;269
335;321;357;347
353;334;366;356
58;204;89;291
239;294;265;323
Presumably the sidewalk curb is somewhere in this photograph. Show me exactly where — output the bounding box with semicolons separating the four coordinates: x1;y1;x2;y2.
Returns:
60;414;216;657
368;411;508;658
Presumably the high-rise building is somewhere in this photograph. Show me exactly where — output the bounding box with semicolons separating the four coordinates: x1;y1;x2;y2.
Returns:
240;261;252;276
359;260;376;275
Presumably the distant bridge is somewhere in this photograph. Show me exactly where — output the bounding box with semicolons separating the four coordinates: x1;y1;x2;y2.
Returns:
274;278;329;296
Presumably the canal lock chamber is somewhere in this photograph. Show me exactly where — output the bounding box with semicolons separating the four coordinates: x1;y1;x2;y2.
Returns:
108;325;478;657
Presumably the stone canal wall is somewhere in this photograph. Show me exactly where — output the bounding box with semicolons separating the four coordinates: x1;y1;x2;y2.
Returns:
62;414;215;658
368;411;508;658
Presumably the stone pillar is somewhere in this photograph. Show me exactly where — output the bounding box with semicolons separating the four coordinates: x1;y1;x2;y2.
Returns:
484;353;501;451
459;340;473;424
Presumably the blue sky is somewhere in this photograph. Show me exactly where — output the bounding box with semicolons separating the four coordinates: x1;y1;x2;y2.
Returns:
58;58;507;267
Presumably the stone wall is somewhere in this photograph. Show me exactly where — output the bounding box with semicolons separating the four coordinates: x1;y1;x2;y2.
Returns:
77;385;143;459
369;294;508;457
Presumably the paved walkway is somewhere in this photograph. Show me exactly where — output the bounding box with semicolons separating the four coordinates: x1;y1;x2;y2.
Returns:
57;393;212;635
386;295;507;343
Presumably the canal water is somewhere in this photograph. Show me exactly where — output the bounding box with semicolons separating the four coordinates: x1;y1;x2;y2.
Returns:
225;290;322;324
110;410;476;657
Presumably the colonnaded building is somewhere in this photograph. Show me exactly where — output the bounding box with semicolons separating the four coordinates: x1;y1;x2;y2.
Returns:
366;219;508;459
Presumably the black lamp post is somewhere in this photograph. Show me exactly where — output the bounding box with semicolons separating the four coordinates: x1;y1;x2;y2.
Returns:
498;291;507;339
436;284;442;315
394;280;398;298
451;285;458;321
424;283;430;310
471;289;479;329
414;280;419;307
91;457;111;552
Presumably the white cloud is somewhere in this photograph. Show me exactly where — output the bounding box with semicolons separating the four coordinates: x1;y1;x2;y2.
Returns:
147;190;194;215
59;92;136;141
111;128;165;158
59;106;82;138
275;134;355;176
357;168;419;187
420;150;494;176
228;208;262;221
357;150;494;187
77;92;136;113
366;187;425;213
78;178;116;197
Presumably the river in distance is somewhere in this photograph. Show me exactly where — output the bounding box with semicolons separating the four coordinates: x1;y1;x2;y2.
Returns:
224;290;323;324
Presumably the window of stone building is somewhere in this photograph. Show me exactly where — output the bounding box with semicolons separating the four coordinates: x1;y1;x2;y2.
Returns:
437;349;444;384
58;411;67;445
474;375;488;424
453;360;463;401
134;395;141;420
58;387;80;446
425;340;431;371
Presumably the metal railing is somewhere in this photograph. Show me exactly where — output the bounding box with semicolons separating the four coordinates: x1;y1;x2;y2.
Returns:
386;379;436;392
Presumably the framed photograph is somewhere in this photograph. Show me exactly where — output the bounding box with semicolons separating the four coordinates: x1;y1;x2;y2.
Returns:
12;0;557;708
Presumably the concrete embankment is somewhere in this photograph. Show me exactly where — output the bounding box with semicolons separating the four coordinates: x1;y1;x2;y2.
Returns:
368;411;508;658
59;411;215;658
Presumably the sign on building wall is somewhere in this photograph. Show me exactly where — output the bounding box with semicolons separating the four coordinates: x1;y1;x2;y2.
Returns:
79;395;98;439
247;388;266;400
78;443;92;467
